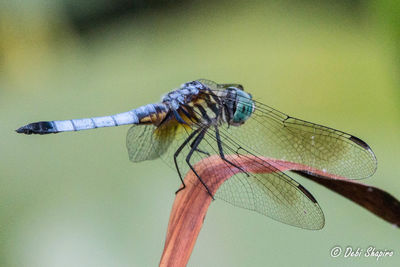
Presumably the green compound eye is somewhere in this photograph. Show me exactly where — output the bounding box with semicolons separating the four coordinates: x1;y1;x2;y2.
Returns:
233;90;254;124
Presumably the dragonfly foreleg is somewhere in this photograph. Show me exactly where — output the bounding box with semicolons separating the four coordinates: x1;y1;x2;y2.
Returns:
174;128;201;194
214;126;250;177
185;129;215;199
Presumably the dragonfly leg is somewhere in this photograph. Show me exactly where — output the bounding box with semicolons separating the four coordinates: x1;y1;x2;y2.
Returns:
182;105;210;156
214;126;249;177
174;128;201;194
185;129;215;199
189;134;210;156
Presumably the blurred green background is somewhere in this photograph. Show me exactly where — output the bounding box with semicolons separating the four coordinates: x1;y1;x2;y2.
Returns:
1;0;399;266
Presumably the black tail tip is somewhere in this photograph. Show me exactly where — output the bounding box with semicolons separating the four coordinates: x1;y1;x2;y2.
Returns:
16;125;34;134
15;121;57;135
15;125;27;134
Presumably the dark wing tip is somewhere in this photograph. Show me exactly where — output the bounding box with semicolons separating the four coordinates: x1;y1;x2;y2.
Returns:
349;135;372;150
349;135;377;176
297;184;318;203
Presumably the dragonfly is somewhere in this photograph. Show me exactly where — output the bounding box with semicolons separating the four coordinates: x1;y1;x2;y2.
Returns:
16;80;377;230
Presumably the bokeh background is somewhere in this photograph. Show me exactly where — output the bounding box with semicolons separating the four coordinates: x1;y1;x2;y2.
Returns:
1;0;399;266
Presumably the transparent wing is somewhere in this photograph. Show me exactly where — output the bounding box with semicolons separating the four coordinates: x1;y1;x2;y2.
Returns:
197;79;242;90
126;116;198;183
196;79;220;90
238;102;376;179
183;126;325;229
127;125;159;162
217;168;325;229
201;90;377;179
126;121;178;162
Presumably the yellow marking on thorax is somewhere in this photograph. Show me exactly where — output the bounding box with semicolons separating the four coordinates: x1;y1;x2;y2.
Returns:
178;108;198;130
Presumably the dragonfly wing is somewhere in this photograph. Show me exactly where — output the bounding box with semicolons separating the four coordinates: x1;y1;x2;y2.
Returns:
126;116;199;189
126;121;178;162
217;167;325;229
197;79;243;90
187;128;325;229
201;90;377;179
231;105;377;179
127;125;162;162
196;79;219;90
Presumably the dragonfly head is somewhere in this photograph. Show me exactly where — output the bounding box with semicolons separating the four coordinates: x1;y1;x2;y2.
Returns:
227;88;255;126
